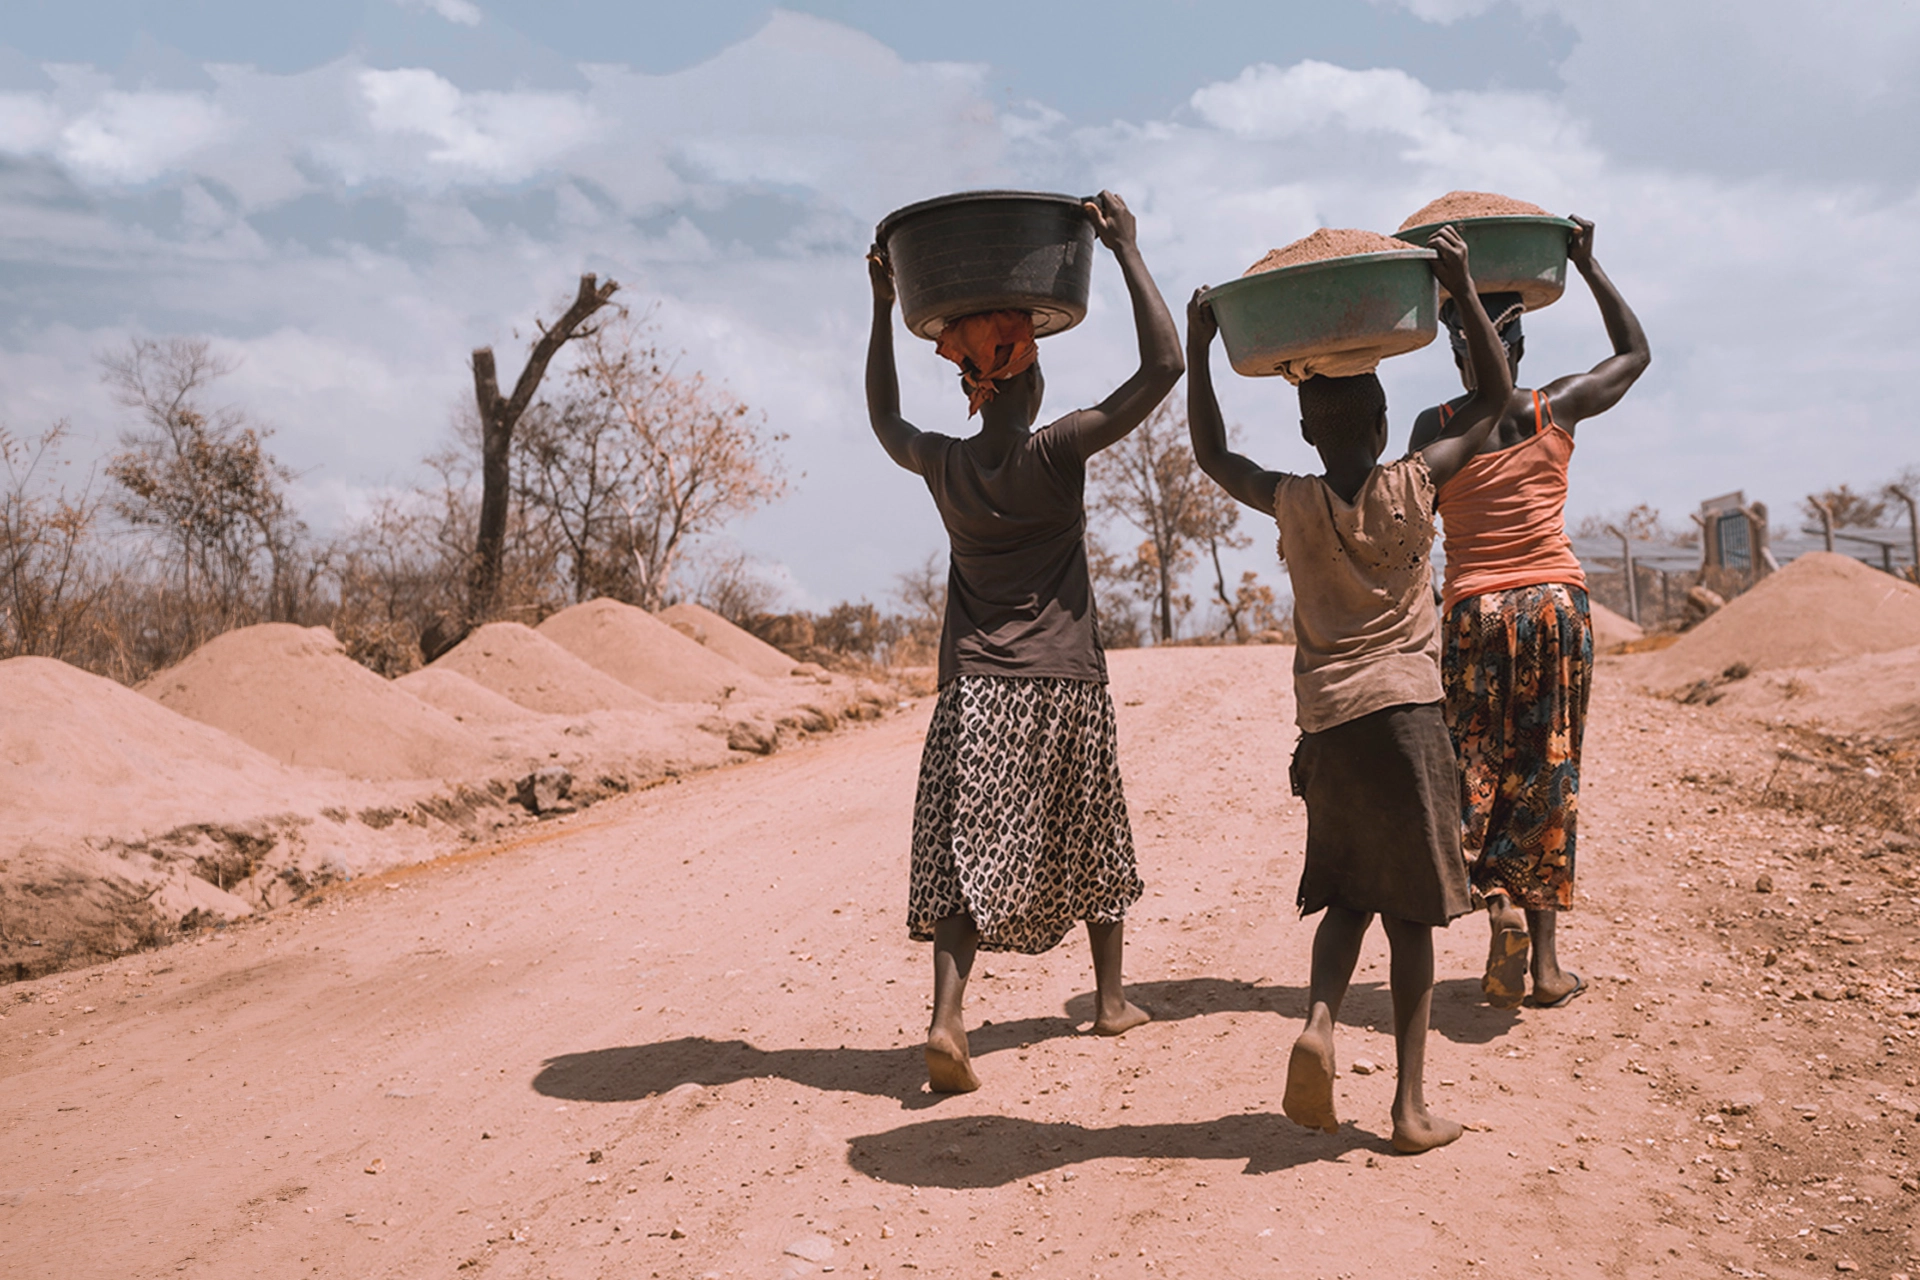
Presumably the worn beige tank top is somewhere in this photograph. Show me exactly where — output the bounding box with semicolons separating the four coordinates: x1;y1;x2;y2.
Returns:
1273;455;1444;733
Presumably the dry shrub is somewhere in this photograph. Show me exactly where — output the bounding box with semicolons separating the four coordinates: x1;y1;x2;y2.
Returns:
1758;727;1920;837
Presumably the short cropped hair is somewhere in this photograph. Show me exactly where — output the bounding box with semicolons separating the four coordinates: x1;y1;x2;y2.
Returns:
1296;373;1387;443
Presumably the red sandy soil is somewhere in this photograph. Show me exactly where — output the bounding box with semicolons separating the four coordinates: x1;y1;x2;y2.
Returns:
539;600;774;705
1242;228;1410;276
432;623;664;716
395;667;541;725
1590;598;1644;652
660;602;806;682
1398;191;1552;231
5;647;1917;1279
1646;553;1920;689
141;624;491;782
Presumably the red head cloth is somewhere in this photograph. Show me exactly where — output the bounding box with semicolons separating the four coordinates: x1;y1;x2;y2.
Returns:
934;310;1039;416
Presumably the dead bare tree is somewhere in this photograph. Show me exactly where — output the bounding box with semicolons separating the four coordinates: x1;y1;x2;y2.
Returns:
469;273;619;623
101;338;306;648
1088;401;1243;643
570;313;786;610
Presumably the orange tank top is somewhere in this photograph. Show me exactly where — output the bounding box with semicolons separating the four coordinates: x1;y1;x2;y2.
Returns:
1434;391;1586;611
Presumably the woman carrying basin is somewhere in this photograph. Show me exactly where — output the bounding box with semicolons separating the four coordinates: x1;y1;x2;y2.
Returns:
1403;207;1651;1010
865;189;1182;1093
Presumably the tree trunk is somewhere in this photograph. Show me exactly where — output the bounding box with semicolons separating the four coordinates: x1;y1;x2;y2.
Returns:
467;273;619;624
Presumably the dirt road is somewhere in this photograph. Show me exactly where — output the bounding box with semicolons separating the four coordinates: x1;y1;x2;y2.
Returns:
4;648;1917;1279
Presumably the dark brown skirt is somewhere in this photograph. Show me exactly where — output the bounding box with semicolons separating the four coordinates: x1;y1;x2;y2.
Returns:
1289;701;1473;927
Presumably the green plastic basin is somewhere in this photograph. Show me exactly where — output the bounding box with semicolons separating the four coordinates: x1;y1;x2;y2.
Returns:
1394;215;1576;310
1202;250;1439;379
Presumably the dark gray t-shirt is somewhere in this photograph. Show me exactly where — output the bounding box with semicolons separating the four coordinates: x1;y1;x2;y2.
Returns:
920;426;1107;687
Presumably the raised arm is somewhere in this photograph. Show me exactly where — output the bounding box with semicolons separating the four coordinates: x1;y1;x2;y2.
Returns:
1186;289;1282;515
865;244;929;475
1539;217;1650;431
1417;226;1512;487
1050;191;1185;460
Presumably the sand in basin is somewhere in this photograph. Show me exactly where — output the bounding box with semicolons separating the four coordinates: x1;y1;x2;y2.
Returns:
1589;599;1644;652
538;599;769;704
140;623;489;782
1398;190;1551;230
1645;552;1920;687
659;602;799;681
2;656;320;839
396;667;539;724
1243;228;1410;276
430;622;661;716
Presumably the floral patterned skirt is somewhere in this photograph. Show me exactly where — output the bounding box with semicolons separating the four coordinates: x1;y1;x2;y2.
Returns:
1441;583;1594;911
909;675;1142;954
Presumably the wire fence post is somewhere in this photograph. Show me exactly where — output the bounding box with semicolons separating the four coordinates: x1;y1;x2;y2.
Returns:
1606;524;1639;625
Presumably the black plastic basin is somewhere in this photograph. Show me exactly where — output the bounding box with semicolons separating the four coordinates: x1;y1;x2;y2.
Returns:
876;191;1095;341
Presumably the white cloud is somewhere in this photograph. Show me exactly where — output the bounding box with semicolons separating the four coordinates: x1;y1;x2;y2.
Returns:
350;68;603;184
1192;61;1435;141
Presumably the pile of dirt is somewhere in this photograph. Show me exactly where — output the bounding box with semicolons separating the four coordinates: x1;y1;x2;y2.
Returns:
141;624;491;782
1589;599;1644;652
538;599;771;704
1705;644;1920;739
3;656;321;840
1398;190;1551;230
429;622;661;716
659;602;802;681
395;667;539;724
1644;553;1920;687
1243;228;1410;276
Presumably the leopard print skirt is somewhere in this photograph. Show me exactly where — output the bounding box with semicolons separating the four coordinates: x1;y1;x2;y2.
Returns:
908;675;1143;954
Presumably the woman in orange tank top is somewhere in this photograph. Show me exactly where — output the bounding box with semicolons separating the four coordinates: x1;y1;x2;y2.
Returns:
1408;216;1650;1011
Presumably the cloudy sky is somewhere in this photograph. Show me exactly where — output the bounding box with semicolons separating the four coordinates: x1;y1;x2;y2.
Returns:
3;1;1917;611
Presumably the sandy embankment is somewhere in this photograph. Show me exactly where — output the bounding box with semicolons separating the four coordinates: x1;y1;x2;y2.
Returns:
2;642;1916;1279
1;602;894;981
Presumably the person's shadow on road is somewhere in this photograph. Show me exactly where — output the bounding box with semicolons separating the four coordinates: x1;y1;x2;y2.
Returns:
532;976;1304;1109
530;973;1515;1111
845;1111;1380;1186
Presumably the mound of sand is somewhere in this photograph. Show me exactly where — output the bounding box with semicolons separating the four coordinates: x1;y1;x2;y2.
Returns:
1243;228;1411;276
141;624;490;782
1705;644;1920;739
1589;600;1644;652
659;602;801;681
1398;190;1551;230
3;656;320;838
431;622;663;716
1645;553;1920;687
396;667;539;724
538;599;770;704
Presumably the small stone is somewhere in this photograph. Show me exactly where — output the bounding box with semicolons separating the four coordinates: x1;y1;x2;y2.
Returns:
364;1159;384;1175
1755;874;1774;894
1835;1261;1857;1272
1350;1059;1378;1076
880;1225;894;1239
514;765;574;814
1814;987;1844;1002
587;1150;603;1164
669;1227;687;1240
785;1235;834;1264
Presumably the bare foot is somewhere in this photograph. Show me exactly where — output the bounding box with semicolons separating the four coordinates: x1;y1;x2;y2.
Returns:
1482;902;1529;1010
1282;1026;1339;1134
1090;1000;1151;1036
925;1026;980;1094
1390;1106;1463;1154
